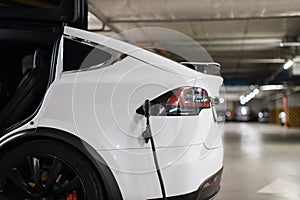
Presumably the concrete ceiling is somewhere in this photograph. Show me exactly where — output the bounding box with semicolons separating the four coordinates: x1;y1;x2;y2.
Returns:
88;0;300;88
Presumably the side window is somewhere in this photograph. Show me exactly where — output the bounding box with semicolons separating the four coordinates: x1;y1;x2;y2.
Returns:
63;37;116;72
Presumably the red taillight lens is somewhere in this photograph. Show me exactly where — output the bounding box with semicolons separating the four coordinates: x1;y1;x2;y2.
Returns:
136;87;210;116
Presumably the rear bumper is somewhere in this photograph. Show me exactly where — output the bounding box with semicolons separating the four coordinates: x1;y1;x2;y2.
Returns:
150;167;223;200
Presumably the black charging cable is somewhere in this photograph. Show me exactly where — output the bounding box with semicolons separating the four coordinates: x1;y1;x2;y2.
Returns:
142;99;167;200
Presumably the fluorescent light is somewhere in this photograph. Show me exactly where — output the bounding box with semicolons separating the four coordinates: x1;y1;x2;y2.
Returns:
240;99;246;105
260;85;283;91
239;88;260;105
249;92;256;98
253;88;260;95
283;60;294;70
279;42;300;47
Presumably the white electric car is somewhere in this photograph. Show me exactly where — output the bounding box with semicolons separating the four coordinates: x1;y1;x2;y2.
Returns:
0;1;224;200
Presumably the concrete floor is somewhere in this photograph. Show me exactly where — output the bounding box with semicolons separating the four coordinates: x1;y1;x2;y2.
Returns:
215;122;300;200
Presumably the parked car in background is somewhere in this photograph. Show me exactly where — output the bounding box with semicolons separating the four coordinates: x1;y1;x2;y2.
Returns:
234;106;257;122
258;109;270;122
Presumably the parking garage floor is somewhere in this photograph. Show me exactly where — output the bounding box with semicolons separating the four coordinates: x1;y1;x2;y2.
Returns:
216;122;300;200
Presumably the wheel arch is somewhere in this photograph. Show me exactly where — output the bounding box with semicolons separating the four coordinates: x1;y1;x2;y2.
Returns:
0;127;123;200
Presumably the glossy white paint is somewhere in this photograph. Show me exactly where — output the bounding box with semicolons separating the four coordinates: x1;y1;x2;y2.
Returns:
6;26;224;199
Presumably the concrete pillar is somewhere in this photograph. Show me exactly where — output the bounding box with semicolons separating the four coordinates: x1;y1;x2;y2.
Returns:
283;94;288;128
274;96;284;125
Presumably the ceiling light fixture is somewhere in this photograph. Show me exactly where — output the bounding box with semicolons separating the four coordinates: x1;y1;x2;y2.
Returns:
279;42;300;47
240;88;260;105
283;59;294;70
253;88;260;95
260;85;284;91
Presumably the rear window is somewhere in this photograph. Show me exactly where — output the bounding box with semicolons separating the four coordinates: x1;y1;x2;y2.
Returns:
63;37;126;72
63;38;112;72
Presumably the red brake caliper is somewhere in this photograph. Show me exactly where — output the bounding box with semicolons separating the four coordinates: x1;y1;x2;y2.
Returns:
66;191;77;200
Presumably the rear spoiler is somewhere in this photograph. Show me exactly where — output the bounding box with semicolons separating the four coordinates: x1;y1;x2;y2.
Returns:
180;62;221;76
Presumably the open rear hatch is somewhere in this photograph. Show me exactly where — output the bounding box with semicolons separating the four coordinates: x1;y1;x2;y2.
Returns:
0;0;87;133
0;0;87;29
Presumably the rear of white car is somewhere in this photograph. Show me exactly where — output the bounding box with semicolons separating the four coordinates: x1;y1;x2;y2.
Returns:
32;27;224;199
0;22;223;199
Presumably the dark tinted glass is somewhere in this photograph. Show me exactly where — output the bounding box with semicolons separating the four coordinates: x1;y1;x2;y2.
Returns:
0;0;61;8
63;38;112;72
0;0;84;26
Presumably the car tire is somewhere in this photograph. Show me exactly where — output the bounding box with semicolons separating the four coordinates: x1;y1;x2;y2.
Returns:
0;139;105;200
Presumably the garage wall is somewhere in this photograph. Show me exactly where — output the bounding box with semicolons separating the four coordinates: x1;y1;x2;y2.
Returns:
268;92;300;127
268;100;277;124
274;98;284;125
287;92;300;127
246;99;266;114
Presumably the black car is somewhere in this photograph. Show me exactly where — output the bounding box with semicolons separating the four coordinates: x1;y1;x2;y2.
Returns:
258;109;270;122
234;106;257;122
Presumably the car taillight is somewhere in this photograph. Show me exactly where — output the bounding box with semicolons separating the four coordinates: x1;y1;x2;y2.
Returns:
136;87;210;116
